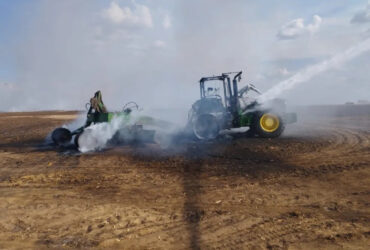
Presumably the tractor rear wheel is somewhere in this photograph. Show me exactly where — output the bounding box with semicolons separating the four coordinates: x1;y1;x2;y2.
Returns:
193;114;219;140
251;112;284;138
51;128;72;145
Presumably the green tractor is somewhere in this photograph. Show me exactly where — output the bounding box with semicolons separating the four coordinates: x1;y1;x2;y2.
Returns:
51;91;155;149
188;71;297;140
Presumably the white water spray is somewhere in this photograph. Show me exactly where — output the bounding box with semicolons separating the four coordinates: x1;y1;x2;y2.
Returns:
259;38;370;103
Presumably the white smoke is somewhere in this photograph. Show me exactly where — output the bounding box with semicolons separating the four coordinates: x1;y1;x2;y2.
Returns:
77;116;126;153
64;112;88;131
3;1;370;111
259;38;370;103
75;112;182;153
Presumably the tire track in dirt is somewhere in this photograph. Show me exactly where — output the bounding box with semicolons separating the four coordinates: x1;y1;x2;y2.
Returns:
284;125;369;173
170;124;370;249
0;112;369;249
202;216;320;249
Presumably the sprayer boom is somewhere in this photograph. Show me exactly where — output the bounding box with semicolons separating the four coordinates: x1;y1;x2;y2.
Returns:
51;92;156;150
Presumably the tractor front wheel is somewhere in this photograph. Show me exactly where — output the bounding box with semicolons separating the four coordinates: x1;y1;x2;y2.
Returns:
251;112;284;138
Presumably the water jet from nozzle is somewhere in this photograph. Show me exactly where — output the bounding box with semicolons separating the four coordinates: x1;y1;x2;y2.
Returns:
258;38;370;103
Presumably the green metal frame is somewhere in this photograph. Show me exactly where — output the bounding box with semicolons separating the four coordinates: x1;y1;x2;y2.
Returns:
71;112;131;136
239;112;254;127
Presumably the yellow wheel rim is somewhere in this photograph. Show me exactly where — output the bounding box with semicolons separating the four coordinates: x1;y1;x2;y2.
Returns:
260;113;280;133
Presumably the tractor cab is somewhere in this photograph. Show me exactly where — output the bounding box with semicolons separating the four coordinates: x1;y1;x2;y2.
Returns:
199;71;243;115
188;72;244;139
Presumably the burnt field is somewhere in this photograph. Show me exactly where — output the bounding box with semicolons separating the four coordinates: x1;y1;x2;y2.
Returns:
0;106;369;249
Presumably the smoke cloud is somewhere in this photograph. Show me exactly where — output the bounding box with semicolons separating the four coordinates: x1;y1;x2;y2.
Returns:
77;116;126;153
72;113;182;153
0;0;369;113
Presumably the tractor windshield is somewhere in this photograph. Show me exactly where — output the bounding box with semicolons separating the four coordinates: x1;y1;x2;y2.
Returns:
205;84;221;98
202;80;227;107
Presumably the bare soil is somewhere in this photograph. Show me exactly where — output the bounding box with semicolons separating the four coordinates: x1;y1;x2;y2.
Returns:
0;108;369;249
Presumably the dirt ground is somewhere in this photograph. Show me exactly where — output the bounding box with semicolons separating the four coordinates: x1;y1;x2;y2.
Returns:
0;108;369;249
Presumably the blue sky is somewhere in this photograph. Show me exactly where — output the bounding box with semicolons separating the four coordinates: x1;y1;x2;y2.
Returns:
0;0;18;82
0;0;369;111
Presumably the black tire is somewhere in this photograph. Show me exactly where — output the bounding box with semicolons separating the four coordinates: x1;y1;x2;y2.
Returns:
74;133;81;148
251;112;284;138
192;114;219;140
51;128;72;145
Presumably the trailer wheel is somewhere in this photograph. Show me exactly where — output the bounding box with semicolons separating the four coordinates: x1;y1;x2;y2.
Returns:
252;112;284;138
74;133;81;148
51;128;72;145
